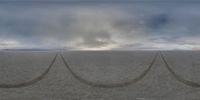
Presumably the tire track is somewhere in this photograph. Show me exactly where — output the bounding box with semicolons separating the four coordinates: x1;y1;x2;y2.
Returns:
60;52;158;88
160;52;200;88
0;53;58;88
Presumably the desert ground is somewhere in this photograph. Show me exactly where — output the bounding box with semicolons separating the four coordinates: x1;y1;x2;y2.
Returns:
0;51;200;100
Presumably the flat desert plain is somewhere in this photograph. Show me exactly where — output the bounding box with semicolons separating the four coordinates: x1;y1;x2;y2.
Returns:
0;51;200;100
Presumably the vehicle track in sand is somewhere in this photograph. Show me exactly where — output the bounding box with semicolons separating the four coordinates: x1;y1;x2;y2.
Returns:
60;52;158;88
0;53;58;88
160;52;200;88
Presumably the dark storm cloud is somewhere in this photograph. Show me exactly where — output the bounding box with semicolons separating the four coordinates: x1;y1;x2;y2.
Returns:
146;14;171;29
0;3;200;50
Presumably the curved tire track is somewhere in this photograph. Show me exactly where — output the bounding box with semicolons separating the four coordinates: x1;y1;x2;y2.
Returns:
60;52;158;88
160;52;200;88
0;53;58;88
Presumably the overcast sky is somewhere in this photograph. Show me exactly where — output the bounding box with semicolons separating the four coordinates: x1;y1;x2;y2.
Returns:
0;1;200;50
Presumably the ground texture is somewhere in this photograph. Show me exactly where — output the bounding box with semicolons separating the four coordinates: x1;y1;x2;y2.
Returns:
0;51;200;100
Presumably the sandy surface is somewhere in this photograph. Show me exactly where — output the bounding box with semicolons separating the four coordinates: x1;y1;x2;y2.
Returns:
0;51;200;100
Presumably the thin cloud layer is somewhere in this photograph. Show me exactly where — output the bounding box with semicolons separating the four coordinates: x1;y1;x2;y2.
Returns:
0;3;200;50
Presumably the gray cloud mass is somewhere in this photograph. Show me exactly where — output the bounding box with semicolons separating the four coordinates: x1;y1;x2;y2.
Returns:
0;3;200;50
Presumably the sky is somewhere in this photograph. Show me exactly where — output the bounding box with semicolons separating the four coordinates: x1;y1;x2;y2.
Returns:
0;0;200;50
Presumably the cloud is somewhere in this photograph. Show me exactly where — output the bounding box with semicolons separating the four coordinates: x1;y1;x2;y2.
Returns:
0;40;21;49
145;13;171;30
0;3;200;50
